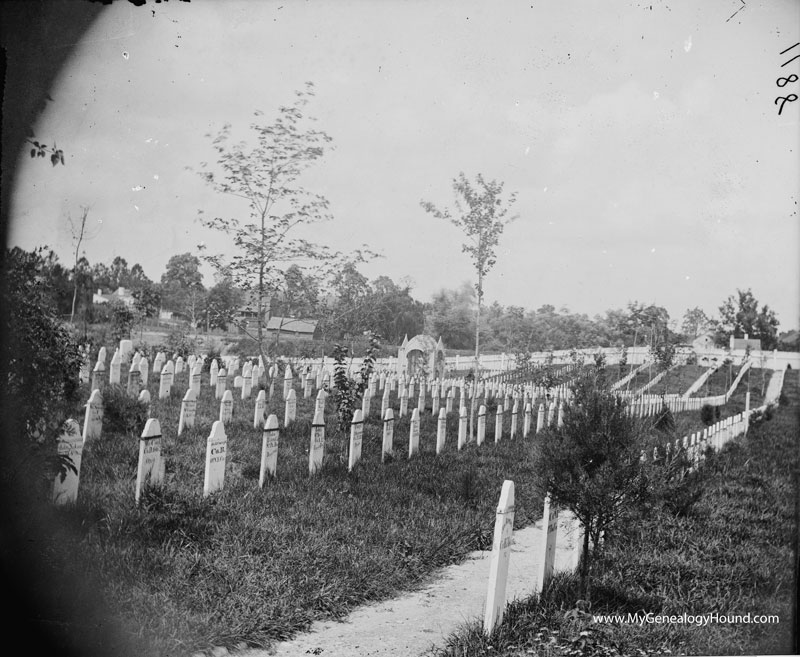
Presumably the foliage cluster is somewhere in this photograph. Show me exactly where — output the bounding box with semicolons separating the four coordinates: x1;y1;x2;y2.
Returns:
327;332;380;434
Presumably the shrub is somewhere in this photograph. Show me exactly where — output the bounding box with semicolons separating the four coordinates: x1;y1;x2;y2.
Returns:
700;404;720;426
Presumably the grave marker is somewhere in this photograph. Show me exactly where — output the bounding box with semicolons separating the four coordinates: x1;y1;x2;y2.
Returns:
153;352;165;375
381;387;390;418
253;389;266;429
510;400;518;439
458;405;467;450
82;389;103;442
477;405;487;445
159;360;174;399
127;363;141;397
436;407;446;454
109;351;121;385
52;419;83;505
219;389;233;424
97;346;107;364
284;389;297;426
139;358;149;386
283;366;293;400
210;359;219;387
348;409;364;471
91;360;106;392
190;364;202;396
382;408;395;462
259;414;279;486
203;421;227;496
215;368;227;400
535;494;559;593
523;403;532;437
135;419;163;505
536;404;545;433
309;408;325;475
495;404;504;442
399;387;409;417
483;480;515;635
408;408;420;458
178;388;197;435
138;389;151;414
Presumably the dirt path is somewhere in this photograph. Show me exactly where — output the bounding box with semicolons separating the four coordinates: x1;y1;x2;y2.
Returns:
238;515;581;657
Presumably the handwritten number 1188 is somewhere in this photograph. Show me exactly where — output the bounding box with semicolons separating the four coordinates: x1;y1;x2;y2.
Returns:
775;43;799;116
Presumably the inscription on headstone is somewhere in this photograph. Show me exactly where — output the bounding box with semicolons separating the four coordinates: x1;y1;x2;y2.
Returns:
203;421;227;496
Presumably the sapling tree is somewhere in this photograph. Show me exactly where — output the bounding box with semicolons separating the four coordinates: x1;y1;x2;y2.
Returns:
327;332;380;435
421;173;517;440
195;82;372;364
533;371;650;600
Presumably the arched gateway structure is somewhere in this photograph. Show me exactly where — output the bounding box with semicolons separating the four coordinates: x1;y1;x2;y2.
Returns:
397;334;446;379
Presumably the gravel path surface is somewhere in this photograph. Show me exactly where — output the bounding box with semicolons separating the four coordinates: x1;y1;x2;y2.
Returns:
239;514;581;657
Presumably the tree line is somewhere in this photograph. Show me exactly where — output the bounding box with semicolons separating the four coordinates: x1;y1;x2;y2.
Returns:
8;244;788;355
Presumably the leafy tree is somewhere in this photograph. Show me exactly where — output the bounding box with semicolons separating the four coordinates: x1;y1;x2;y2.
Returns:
109;300;135;342
201;277;242;331
423;284;476;350
421;172;516;439
681;306;710;340
160;252;205;326
714;288;780;350
534;371;649;599
279;264;319;318
195;83;370;362
1;247;83;492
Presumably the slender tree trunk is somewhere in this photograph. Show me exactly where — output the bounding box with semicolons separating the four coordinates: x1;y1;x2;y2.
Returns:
580;521;591;600
470;269;482;442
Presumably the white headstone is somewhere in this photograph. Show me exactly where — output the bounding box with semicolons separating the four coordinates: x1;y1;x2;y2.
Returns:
399;387;409;417
135;419;164;504
309;408;325;475
126;363;141;397
536;404;545;433
138;389;151;414
215;368;227;400
233;375;244;389
210;359;219;387
52;419;83;505
284;388;297;426
109;351;121;385
495;404;504;443
314;388;326;416
483;480;515;635
153;352;165;375
138;358;149;386
348;409;364;471
219;389;233;424
253;389;266;428
175;356;185;375
190;364;202;396
119;339;133;360
82;389;103;443
178;387;197;435
523;403;532;437
259;414;280;486
203;421;227;496
408;408;420;458
458;405;467;450
510;400;519;439
159;360;174;399
382;407;395;462
535;494;559;593
97;346;107;364
283;365;293;400
381;387;390;418
436;407;447;454
91;360;106;392
477;405;487;445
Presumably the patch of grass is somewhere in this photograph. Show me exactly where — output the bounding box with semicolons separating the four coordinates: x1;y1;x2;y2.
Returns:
13;369;547;657
436;366;798;656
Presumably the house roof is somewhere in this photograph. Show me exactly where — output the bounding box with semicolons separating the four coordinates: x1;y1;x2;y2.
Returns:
266;317;317;333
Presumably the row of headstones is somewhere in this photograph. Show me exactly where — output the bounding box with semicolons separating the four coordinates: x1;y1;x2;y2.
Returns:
641;393;754;471
483;480;583;634
51;394;565;507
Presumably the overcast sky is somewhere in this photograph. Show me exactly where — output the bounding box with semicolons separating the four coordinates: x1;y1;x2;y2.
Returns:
7;0;799;330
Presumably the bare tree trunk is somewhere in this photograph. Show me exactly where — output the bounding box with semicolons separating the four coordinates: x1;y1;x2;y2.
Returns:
579;523;591;600
470;269;483;442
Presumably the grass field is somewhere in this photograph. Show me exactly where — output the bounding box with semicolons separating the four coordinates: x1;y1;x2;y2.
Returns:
435;370;798;656
6;362;792;657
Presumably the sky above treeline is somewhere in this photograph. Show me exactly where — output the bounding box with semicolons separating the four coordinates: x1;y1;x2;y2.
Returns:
7;0;799;329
